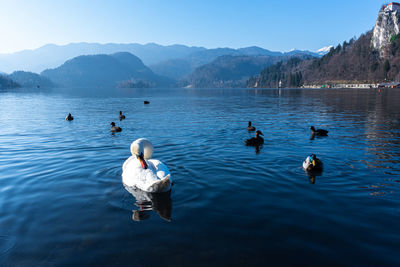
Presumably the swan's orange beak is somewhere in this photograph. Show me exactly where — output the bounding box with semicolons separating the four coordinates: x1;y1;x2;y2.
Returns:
138;154;148;169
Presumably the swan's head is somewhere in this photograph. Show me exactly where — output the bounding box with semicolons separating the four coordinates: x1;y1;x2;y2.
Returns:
255;130;263;137
131;138;153;169
130;138;154;159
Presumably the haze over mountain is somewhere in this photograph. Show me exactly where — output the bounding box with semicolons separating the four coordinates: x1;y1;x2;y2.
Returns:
0;41;334;89
0;42;327;89
8;71;54;88
0;43;205;74
41;52;173;88
149;46;323;80
183;53;313;88
0;42;328;75
0;75;20;89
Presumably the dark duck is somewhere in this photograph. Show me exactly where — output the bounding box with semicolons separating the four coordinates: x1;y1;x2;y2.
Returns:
110;122;122;132
247;121;256;131
65;113;74;121
245;130;264;146
302;154;323;172
310;126;328;136
119;111;126;120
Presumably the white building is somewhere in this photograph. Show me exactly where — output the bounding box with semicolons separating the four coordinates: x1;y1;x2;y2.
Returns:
384;2;400;12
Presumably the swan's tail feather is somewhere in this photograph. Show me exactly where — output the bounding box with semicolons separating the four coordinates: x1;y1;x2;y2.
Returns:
148;175;171;193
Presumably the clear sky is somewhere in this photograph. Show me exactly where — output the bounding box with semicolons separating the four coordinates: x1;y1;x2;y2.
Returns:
0;0;382;54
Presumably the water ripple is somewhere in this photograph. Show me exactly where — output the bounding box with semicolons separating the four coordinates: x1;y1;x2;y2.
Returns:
0;88;399;265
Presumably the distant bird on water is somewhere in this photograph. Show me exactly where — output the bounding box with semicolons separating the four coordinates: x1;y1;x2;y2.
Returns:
110;122;122;132
310;126;328;136
302;154;323;172
119;111;126;120
144;101;150;104
245;130;264;146
65;113;74;121
247;121;256;131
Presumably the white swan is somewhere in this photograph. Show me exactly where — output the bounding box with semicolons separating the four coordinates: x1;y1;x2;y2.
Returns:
122;138;172;193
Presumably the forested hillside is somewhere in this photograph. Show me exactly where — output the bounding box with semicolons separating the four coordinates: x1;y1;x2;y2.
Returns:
249;31;400;88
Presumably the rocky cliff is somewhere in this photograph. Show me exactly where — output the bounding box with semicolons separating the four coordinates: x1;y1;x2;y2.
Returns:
372;5;400;57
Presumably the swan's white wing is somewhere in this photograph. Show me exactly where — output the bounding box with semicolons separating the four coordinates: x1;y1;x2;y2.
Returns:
148;159;172;182
122;156;136;171
122;158;159;190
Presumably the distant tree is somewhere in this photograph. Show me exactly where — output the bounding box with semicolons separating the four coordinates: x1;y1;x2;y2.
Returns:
336;44;342;53
370;62;379;72
384;59;391;74
297;71;303;86
342;41;349;51
289;73;295;86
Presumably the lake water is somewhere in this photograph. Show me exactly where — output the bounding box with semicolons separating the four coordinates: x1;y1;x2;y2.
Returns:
0;87;399;266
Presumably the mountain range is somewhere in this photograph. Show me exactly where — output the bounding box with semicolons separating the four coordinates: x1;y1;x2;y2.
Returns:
150;46;321;81
0;43;326;75
0;42;329;89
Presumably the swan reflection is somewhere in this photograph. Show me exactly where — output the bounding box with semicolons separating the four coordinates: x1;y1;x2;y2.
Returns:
124;186;172;222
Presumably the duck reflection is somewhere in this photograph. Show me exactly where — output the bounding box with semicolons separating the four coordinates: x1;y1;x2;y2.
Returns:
306;172;320;184
124;186;172;222
255;144;263;154
310;133;329;140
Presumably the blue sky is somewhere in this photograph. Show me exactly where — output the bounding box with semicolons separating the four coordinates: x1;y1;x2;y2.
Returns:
0;0;382;53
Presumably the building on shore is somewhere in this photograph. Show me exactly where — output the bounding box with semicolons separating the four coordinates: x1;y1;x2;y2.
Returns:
302;83;378;89
378;82;400;88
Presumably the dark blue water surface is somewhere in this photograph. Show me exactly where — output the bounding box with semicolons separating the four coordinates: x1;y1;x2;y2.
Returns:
0;88;400;266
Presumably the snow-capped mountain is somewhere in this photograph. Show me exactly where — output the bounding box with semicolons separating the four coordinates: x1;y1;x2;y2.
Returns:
316;46;333;56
